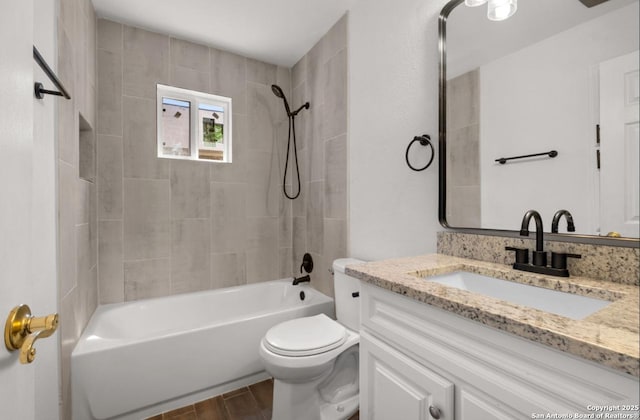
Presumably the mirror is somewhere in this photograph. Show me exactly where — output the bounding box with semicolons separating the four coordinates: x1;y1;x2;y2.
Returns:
439;0;640;241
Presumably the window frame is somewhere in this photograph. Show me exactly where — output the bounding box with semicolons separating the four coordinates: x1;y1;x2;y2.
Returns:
156;84;233;163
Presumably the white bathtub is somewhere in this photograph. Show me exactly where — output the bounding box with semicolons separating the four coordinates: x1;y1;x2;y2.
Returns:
71;279;334;420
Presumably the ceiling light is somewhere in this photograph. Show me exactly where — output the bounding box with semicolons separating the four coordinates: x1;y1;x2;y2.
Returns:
464;0;487;6
487;0;517;21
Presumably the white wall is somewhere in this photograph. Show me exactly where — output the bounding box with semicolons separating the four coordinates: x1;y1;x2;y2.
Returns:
480;3;639;234
348;0;446;261
33;2;60;418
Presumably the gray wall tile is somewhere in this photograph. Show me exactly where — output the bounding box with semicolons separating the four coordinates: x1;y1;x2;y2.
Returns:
292;56;306;90
306;41;325;107
170;38;210;72
123;26;169;99
210;48;247;115
97;19;122;53
123;95;170;179
279;247;292;278
247;217;278;250
76;179;91;224
171;219;211;294
170;65;210;92
306;181;324;254
211;252;246;289
447;69;479;131
323;218;347;273
211;182;247;253
59;162;77;298
124;258;171;300
247;83;278;152
245;150;279;217
98;220;124;303
324;14;348;62
323;49;347;139
97;135;123;220
246;247;278;283
171;160;210;219
210;114;248;183
246;58;276;85
97;49;122;136
123;179;171;260
324;134;347;219
76;223;92;295
309;104;324;182
57;25;76;166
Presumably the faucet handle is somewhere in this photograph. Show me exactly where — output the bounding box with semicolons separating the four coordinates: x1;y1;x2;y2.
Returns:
551;252;581;270
505;247;529;264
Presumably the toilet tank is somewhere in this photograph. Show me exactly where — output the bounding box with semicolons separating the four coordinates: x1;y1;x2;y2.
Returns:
333;258;365;331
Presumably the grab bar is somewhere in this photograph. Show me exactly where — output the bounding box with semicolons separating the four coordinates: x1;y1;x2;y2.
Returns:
495;150;557;165
33;46;71;100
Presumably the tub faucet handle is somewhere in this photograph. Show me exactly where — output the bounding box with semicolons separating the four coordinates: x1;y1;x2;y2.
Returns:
300;253;314;274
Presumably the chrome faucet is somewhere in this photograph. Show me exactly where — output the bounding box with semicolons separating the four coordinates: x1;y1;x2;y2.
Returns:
551;209;575;234
519;210;546;266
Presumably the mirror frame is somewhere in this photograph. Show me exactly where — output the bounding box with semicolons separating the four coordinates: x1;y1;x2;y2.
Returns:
437;0;639;248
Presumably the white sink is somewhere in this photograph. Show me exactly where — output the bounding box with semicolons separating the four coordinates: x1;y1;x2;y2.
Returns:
424;271;611;320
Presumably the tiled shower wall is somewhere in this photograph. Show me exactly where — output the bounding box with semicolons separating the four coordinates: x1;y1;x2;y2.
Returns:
291;16;349;297
57;0;98;418
95;16;348;303
96;19;293;303
446;69;481;227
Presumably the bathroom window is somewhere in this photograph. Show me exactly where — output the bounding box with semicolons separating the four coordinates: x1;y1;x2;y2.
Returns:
157;84;232;162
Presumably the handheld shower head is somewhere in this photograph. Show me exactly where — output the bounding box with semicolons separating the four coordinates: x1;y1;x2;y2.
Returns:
271;84;291;116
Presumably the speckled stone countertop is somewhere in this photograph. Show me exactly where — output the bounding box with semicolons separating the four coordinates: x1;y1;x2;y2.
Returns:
346;254;639;377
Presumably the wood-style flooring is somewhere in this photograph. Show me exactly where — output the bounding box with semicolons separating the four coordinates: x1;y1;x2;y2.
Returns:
146;379;359;420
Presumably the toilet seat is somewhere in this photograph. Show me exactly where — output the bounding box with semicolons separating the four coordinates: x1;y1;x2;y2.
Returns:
264;314;348;357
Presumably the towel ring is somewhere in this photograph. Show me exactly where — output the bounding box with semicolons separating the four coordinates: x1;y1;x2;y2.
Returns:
406;134;434;171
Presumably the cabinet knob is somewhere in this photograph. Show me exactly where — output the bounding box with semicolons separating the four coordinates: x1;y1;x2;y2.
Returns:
429;405;441;419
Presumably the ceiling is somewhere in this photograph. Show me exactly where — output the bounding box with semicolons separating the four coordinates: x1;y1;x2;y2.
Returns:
91;0;357;67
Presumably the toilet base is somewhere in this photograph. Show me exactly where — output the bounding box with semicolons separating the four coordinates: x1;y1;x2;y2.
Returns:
319;394;359;420
272;378;358;420
271;346;359;420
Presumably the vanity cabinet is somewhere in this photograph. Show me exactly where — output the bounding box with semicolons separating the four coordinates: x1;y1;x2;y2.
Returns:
359;282;639;420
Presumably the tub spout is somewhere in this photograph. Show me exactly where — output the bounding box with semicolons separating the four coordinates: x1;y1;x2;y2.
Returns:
292;275;310;285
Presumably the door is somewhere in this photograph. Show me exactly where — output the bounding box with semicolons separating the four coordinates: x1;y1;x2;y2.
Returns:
599;50;640;238
1;1;59;420
361;333;454;420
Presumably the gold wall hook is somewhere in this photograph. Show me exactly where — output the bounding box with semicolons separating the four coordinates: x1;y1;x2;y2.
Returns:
4;304;58;364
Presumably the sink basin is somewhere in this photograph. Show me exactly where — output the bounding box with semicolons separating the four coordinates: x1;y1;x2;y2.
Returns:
424;271;611;320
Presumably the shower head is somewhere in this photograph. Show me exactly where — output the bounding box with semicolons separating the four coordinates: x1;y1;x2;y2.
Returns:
271;84;285;99
271;84;291;116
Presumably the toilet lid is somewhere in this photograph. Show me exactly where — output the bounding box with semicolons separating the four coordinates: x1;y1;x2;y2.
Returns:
264;314;348;357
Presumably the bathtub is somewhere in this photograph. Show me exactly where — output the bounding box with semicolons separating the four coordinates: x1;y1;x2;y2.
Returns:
71;279;334;420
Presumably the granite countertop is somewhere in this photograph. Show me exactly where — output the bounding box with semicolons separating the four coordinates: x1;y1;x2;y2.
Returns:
346;254;640;377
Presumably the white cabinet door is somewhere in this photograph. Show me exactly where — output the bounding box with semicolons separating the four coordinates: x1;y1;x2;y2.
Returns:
361;332;454;420
458;388;518;420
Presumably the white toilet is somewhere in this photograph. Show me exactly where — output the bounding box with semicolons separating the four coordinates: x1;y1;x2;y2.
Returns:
259;258;364;420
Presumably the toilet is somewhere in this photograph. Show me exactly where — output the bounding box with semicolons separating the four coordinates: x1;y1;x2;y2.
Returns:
259;258;364;420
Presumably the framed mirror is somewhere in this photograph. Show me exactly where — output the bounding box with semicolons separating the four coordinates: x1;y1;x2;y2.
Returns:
438;0;639;245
